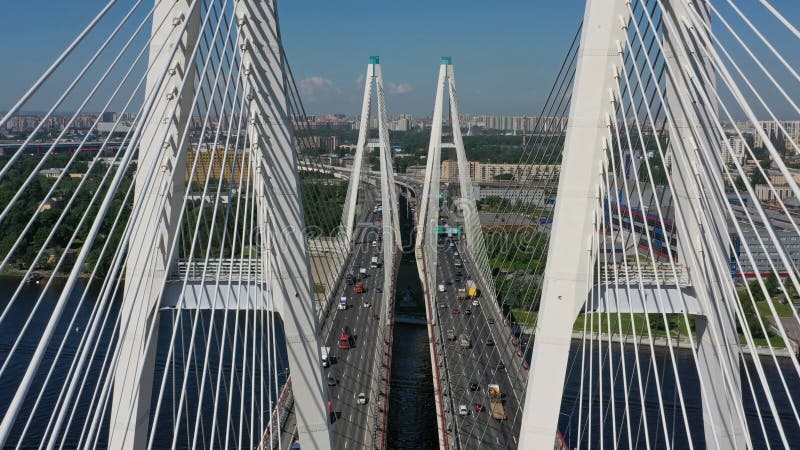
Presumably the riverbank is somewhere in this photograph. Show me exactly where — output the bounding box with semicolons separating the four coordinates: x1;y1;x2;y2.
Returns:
517;326;798;358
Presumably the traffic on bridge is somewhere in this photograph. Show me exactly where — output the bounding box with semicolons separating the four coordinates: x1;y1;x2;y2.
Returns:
1;1;799;450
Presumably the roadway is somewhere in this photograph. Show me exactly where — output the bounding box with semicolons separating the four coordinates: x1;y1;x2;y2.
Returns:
432;218;525;449
321;204;389;450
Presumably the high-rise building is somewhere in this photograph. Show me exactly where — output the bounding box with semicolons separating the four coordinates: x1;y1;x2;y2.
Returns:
186;148;251;185
754;120;800;152
441;160;560;183
720;135;746;166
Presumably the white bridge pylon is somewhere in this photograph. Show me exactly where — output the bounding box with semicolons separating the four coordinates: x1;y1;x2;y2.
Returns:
341;56;402;251
416;57;494;308
109;1;333;449
520;1;745;449
415;56;499;448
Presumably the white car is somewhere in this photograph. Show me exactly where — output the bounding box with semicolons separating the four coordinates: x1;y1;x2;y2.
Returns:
358;393;367;404
363;300;371;308
458;404;468;416
472;300;479;307
372;240;378;248
338;296;348;310
438;284;445;292
438;303;448;309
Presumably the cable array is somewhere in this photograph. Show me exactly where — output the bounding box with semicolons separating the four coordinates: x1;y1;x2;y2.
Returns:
0;1;353;448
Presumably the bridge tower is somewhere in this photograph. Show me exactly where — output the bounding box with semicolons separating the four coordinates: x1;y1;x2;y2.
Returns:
416;57;492;298
519;1;745;449
109;1;333;449
342;56;402;249
416;56;505;449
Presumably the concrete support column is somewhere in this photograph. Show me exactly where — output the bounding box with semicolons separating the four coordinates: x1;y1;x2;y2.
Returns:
662;2;746;447
518;1;630;448
110;1;199;448
341;61;375;244
236;1;332;448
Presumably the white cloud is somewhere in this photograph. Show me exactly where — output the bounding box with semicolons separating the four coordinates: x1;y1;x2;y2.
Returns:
298;76;335;101
387;82;413;95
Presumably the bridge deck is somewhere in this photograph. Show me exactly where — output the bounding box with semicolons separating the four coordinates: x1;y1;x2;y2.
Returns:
431;236;525;449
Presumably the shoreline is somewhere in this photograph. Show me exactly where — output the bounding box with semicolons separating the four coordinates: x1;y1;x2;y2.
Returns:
1;269;95;281
518;326;798;359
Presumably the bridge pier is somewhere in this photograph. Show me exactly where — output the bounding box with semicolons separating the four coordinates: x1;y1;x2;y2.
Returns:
518;1;631;448
110;1;199;447
110;1;333;449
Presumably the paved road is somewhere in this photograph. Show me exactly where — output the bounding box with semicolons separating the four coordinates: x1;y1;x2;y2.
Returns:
433;234;524;449
321;207;389;450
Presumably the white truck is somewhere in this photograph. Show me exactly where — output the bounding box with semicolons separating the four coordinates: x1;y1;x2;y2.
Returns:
321;346;331;367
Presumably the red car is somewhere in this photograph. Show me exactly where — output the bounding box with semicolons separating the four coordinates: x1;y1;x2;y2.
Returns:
452;308;459;315
486;339;495;347
474;403;485;413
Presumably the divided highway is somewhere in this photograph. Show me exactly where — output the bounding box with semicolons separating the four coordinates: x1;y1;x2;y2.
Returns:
321;204;390;450
431;216;525;449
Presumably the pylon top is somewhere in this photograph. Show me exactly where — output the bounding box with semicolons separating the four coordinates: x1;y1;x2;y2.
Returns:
441;56;452;65
370;56;380;64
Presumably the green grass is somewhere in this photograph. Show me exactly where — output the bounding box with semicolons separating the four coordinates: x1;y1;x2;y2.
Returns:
755;299;795;318
573;313;694;340
746;335;787;349
512;308;791;349
511;309;694;339
314;283;326;294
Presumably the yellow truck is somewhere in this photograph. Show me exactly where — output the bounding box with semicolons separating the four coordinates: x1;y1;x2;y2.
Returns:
466;280;478;298
488;384;507;420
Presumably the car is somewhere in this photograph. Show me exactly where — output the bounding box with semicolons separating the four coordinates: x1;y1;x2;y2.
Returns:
438;284;445;292
452;308;459;315
438;303;448;309
469;382;479;391
363;300;371;308
456;271;463;277
486;339;495;347
497;361;505;370
372;240;378;247
488;318;495;325
472;300;479;307
454;251;459;256
375;287;382;294
474;403;485;413
372;314;380;321
327;375;337;386
458;404;468;416
465;309;472;316
357;393;367;405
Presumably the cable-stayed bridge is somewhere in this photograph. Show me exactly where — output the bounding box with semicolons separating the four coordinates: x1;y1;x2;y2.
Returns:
0;1;799;449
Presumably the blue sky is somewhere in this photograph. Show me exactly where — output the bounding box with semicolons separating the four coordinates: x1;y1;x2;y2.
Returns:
0;0;584;116
277;1;585;116
0;1;798;118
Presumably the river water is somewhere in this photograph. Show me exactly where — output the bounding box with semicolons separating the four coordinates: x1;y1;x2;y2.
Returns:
1;190;797;450
386;194;438;449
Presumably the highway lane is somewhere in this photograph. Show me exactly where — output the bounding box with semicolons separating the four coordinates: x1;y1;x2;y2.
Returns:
323;209;388;450
433;234;523;449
